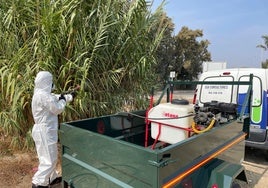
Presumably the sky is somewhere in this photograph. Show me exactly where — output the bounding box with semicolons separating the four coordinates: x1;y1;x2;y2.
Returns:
151;0;268;68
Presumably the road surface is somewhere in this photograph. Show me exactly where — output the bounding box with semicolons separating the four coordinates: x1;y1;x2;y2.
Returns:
242;147;268;188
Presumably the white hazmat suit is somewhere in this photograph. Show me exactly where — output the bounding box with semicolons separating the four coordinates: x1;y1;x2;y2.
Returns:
31;71;72;187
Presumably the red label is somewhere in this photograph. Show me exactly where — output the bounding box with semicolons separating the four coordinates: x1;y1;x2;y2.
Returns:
163;112;178;118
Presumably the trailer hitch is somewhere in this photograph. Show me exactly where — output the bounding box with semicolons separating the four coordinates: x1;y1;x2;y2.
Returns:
148;154;177;167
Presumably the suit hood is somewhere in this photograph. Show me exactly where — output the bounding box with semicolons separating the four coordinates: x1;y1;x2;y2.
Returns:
34;71;53;93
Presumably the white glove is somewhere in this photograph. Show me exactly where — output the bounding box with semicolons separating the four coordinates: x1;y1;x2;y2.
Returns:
64;94;73;102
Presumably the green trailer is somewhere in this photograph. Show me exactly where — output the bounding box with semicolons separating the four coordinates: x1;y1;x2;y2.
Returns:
59;76;253;188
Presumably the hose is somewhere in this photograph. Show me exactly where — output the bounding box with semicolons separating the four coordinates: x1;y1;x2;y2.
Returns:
191;118;216;134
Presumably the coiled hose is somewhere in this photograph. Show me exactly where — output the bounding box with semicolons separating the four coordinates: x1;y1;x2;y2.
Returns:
191;118;216;134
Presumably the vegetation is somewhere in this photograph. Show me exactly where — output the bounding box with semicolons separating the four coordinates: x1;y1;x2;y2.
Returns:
261;59;268;68
154;13;176;82
173;27;211;80
0;0;212;151
0;0;167;150
155;19;211;82
257;35;268;68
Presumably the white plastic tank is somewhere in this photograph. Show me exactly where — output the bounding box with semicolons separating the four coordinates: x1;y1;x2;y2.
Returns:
148;100;194;144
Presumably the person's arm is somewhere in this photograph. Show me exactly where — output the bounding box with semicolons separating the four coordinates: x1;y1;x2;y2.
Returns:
45;94;67;115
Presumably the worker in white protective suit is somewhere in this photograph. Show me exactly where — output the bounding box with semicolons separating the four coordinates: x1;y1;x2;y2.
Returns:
31;71;74;188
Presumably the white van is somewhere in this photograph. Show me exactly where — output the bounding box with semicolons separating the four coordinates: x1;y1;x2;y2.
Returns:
194;68;268;151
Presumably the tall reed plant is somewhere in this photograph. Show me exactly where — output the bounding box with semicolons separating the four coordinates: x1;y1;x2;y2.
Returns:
0;0;167;150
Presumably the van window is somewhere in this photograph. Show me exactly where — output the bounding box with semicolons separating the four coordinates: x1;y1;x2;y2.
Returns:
199;76;234;104
238;75;262;107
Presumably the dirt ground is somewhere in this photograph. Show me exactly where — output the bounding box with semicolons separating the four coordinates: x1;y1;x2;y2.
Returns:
0;151;38;188
0;149;62;188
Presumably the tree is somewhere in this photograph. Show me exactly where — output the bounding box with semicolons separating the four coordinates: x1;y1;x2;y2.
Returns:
257;35;268;68
155;17;211;82
257;35;268;50
155;13;175;82
173;27;211;80
262;59;268;68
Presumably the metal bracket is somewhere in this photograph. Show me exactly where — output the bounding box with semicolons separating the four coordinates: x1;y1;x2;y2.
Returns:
148;154;177;168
